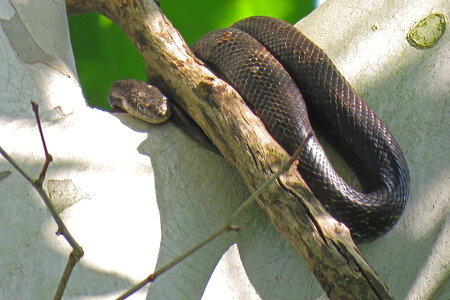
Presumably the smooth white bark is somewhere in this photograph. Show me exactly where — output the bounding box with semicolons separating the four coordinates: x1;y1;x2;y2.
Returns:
0;0;448;299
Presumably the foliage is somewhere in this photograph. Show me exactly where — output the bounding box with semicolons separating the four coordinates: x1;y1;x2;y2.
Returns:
68;0;313;109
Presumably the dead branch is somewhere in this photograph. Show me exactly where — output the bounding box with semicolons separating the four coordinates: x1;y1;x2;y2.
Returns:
66;0;393;298
0;102;84;300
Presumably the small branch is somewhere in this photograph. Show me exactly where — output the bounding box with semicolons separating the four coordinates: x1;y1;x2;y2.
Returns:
31;101;53;186
226;132;313;223
0;146;36;186
0;103;84;300
117;133;313;299
54;250;83;300
117;225;237;300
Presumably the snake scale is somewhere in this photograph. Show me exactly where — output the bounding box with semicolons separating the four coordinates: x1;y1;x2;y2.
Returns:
109;16;410;242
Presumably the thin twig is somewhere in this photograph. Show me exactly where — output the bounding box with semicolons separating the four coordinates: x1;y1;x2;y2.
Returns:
0;102;84;300
54;250;82;300
31;101;53;186
117;225;241;300
226;132;313;224
117;132;313;299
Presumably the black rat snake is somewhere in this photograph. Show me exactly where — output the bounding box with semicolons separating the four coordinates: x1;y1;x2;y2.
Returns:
108;16;410;242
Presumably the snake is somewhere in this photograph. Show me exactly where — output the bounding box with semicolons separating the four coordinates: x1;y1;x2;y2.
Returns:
108;16;410;242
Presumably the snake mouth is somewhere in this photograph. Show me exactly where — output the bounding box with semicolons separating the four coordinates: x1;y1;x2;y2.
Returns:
109;105;127;113
127;100;171;124
109;103;171;124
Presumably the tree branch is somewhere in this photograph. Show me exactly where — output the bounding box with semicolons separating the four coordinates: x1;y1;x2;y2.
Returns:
0;102;84;300
66;0;394;298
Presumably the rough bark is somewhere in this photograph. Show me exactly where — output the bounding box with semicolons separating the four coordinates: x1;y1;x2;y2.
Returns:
66;0;394;298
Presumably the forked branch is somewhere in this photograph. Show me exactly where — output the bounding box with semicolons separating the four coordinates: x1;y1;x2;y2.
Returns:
0;102;84;300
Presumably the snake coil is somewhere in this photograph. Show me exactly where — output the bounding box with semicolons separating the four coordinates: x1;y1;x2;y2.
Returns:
191;17;410;242
109;16;410;242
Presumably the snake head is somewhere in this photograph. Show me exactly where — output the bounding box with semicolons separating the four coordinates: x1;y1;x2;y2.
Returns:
108;79;171;124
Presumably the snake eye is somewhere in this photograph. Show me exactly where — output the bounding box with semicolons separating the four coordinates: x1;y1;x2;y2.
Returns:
137;103;145;112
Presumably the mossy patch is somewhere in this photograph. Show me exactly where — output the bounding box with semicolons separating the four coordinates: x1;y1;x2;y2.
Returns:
407;13;446;49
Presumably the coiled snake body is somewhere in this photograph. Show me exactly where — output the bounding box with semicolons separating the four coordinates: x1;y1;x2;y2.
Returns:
109;17;410;242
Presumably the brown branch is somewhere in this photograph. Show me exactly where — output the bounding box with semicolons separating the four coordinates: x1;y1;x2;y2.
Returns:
117;225;239;300
31;101;53;185
54;250;83;300
0;103;84;300
66;0;394;299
